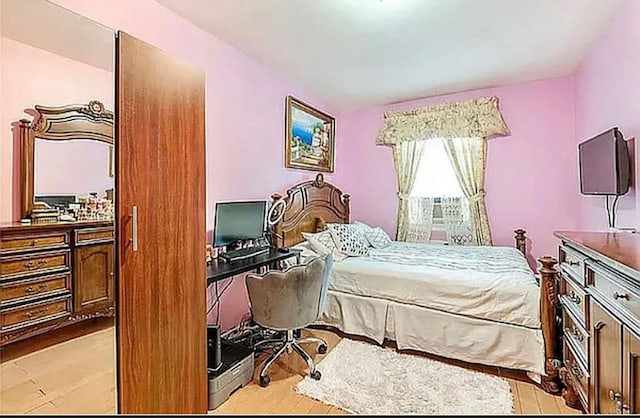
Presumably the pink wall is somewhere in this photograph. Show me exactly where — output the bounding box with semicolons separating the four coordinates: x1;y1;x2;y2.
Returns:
338;77;581;265
47;0;345;331
0;37;114;222
573;0;640;231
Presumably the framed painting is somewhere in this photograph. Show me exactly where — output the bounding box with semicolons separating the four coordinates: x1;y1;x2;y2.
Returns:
285;95;335;173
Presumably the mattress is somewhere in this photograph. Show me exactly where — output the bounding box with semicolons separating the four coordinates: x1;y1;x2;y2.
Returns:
298;241;540;329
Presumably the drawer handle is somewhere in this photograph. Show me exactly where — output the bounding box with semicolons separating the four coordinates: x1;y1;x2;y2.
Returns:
613;292;629;300
24;286;35;294
38;284;48;291
565;326;585;342
29;240;36;247
572;327;584;342
568;291;581;305
568;260;580;266
571;363;584;380
609;390;621;401
24;307;48;318
23;260;47;270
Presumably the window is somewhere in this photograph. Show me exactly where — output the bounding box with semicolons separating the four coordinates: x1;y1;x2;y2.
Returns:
411;138;463;199
407;139;473;245
410;139;464;227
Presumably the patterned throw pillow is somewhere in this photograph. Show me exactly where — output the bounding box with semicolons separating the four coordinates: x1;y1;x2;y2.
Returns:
327;223;370;257
301;231;348;262
353;221;392;249
366;227;392;249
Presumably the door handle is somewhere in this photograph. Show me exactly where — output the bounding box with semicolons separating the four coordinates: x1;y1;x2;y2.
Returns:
132;205;138;252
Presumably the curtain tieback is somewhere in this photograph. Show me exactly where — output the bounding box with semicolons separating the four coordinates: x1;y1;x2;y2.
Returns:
397;192;411;200
468;190;486;203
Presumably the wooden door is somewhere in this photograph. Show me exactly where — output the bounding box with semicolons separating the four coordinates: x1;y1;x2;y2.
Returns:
623;327;640;414
73;243;114;313
590;302;622;414
116;32;207;414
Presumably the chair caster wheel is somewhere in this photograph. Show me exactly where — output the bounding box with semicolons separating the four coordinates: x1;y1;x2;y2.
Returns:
310;370;321;381
318;344;327;354
259;375;271;387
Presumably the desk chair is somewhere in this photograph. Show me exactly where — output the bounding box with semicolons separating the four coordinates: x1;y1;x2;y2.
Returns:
246;254;333;387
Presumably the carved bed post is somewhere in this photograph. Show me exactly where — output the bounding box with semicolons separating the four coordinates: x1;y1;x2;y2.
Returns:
538;255;562;393
514;228;527;256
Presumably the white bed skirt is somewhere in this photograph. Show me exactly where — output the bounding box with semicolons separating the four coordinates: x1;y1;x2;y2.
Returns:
317;290;546;376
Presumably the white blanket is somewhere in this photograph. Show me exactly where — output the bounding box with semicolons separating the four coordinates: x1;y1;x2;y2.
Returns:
298;241;540;329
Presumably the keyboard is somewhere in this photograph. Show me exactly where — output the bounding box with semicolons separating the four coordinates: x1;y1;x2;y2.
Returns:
219;246;269;262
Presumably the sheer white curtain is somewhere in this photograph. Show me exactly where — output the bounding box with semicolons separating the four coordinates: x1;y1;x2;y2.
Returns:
409;139;472;245
441;197;474;245
406;197;435;242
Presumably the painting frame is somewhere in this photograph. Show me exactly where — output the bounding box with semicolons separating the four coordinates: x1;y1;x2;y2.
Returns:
285;95;335;173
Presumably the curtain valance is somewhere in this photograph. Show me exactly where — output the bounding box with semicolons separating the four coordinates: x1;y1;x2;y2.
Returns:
376;96;510;146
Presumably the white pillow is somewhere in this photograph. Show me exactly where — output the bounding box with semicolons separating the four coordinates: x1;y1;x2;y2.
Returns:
353;221;372;239
327;223;369;257
365;227;392;249
353;221;392;249
301;231;348;262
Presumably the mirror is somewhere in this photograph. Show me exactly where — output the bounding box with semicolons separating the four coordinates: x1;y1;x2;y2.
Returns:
34;139;113;197
0;0;117;414
18;100;115;221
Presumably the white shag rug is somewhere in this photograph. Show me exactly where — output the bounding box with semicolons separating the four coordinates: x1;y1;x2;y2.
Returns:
296;339;514;415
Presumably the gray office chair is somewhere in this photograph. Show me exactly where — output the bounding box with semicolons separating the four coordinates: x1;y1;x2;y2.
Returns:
246;254;333;387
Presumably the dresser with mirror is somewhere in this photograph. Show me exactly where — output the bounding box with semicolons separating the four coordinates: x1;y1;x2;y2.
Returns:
1;100;115;346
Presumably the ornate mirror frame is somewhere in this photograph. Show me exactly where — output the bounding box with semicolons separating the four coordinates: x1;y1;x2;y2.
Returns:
18;100;114;219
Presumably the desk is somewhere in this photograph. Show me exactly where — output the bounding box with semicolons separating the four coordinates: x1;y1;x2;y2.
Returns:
206;248;302;285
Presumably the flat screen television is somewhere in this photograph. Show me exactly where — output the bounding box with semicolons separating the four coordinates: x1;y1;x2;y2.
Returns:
213;201;266;247
578;127;630;196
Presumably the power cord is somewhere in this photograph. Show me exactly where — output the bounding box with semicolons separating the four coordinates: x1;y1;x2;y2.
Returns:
605;195;621;228
205;278;235;324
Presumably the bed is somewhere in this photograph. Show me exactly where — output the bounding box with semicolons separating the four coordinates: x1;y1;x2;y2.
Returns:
269;174;560;392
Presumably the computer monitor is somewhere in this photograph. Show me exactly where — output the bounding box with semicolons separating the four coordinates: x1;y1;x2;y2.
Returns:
213;201;267;248
34;194;76;208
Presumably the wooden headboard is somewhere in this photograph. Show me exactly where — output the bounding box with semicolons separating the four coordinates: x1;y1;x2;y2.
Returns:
270;173;350;248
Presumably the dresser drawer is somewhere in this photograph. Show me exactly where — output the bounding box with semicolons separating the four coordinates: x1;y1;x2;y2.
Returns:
0;273;71;306
560;274;588;328
0;231;69;254
562;306;589;367
588;263;640;321
559;245;586;285
0;250;71;280
1;296;71;331
75;227;114;245
563;340;589;409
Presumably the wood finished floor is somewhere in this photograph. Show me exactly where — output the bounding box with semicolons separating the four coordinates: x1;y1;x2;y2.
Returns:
1;323;582;415
215;328;583;415
0;318;116;415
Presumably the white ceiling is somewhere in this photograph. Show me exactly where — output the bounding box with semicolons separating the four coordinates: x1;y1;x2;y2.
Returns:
157;0;624;110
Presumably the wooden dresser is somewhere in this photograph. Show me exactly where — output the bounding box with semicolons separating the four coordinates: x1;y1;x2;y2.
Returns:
554;231;640;414
0;220;114;346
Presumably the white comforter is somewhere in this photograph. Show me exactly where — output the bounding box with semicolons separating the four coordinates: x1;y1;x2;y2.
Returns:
300;241;541;329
